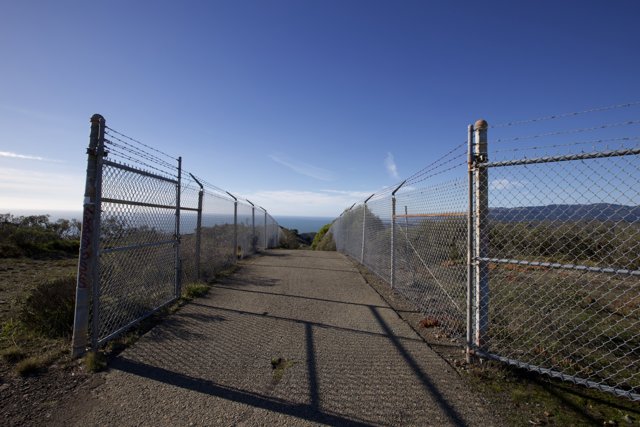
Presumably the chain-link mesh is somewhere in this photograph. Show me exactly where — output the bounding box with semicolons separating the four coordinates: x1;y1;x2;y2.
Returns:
179;182;200;283
237;201;257;257
75;123;281;350
97;159;179;344
477;152;639;400
331;103;640;401
394;178;468;338
198;192;237;279
333;177;468;340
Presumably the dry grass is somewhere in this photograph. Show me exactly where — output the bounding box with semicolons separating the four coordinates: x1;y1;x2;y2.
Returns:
0;258;76;375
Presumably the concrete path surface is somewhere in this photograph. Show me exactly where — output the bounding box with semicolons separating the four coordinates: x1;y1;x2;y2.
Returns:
56;250;497;426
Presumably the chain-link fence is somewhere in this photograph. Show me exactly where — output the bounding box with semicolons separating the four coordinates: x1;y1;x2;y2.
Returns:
72;114;281;354
332;104;640;401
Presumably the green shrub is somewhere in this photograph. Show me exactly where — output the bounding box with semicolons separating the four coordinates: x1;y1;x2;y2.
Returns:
84;351;107;372
0;214;80;258
183;283;209;299
312;223;332;250
316;231;337;251
279;228;300;249
19;276;76;338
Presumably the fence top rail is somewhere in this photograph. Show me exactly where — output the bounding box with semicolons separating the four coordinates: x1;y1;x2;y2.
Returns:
394;212;466;218
482;147;640;168
103;159;178;184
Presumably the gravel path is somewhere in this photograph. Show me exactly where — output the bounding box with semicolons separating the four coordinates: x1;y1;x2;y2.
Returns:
53;250;498;426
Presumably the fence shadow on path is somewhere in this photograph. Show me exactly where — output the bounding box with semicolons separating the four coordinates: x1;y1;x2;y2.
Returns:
109;283;471;426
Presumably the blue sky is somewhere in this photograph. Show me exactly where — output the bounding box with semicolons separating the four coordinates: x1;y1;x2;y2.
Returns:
1;0;639;217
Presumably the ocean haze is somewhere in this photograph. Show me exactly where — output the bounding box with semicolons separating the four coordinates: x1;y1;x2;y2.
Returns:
274;216;334;233
5;209;335;234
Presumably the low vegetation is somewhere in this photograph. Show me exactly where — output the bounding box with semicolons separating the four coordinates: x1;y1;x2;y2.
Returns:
279;227;315;249
182;282;210;299
0;214;80;259
312;223;336;251
19;276;76;338
0;214;80;377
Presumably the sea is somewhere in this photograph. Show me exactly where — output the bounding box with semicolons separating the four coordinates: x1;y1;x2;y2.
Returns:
273;216;335;234
6;210;335;234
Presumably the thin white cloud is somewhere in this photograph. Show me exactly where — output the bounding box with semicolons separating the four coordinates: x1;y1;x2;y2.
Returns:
0;104;62;122
0;151;62;163
319;189;374;198
384;152;399;179
240;189;374;217
490;179;526;191
269;154;336;181
0;167;84;211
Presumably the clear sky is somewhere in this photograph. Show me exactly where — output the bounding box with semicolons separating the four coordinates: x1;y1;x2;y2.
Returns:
1;0;639;217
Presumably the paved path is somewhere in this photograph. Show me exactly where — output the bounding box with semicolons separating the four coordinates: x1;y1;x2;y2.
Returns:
58;250;496;426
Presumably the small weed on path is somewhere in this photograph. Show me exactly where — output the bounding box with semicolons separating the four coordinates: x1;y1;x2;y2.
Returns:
271;357;297;384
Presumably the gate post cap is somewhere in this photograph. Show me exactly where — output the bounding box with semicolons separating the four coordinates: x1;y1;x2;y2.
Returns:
90;114;105;123
474;119;488;130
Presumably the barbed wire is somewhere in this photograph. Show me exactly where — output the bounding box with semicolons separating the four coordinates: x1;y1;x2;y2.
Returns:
364;142;467;202
491;136;640;154
494;119;640;144
404;141;467;183
406;151;467;185
490;101;640;128
104;144;178;180
105;126;177;161
105;136;177;170
407;160;467;186
182;170;231;196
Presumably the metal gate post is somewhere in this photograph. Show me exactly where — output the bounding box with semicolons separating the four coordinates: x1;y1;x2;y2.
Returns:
466;124;475;363
361;194;374;264
72;114;106;357
473;120;489;350
175;157;182;297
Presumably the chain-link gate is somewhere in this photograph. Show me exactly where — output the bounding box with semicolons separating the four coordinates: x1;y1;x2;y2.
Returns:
332;104;640;401
71;114;281;356
469;121;640;401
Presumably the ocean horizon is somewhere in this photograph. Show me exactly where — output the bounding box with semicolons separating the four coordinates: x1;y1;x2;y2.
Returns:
4;209;335;234
273;216;335;234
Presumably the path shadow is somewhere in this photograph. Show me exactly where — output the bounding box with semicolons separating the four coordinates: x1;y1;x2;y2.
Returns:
213;285;389;309
369;306;468;426
112;357;373;426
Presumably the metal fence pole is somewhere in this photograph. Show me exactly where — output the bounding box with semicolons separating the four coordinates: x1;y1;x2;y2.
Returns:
72;114;106;357
247;199;256;253
391;197;396;288
390;181;406;289
175;157;182;297
234;202;238;255
473;120;489;350
262;208;267;249
466;124;475;363
190;174;204;281
226;191;238;261
361;194;374;264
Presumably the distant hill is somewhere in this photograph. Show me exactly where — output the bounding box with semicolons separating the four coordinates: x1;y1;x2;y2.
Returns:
489;203;640;222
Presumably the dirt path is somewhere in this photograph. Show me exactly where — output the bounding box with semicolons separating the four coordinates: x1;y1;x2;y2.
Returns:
52;250;500;426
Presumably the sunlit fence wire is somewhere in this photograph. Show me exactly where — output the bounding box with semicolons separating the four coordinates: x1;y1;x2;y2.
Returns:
72;114;281;354
332;102;640;401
